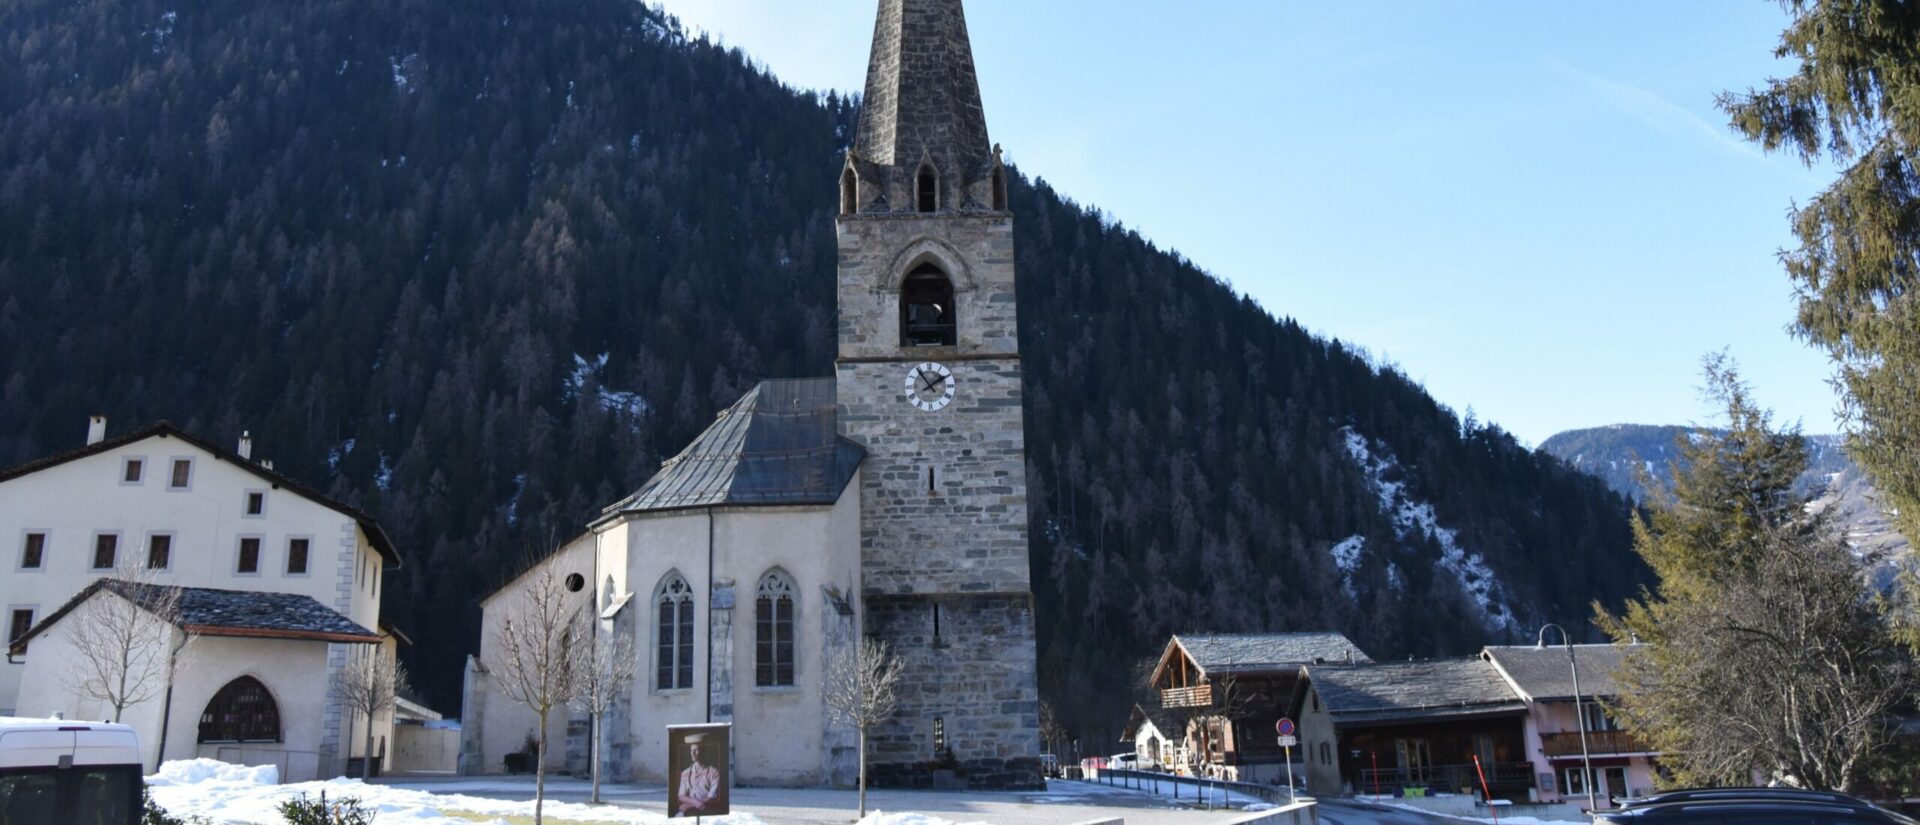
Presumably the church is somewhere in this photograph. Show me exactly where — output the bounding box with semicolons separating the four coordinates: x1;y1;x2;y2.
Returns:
461;0;1043;790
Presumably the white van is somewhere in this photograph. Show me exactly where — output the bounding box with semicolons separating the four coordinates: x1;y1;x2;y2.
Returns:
0;716;142;825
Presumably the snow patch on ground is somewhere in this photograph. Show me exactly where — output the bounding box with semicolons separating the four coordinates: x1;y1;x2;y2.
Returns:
857;813;995;825
1341;427;1520;632
327;437;357;472
147;759;767;825
1362;797;1582;825
569;352;652;417
1330;535;1365;596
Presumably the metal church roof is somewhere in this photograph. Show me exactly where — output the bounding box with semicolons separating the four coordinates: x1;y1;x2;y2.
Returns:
600;379;864;517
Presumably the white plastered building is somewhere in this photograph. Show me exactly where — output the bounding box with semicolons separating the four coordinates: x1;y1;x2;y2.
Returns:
0;418;404;780
464;379;866;786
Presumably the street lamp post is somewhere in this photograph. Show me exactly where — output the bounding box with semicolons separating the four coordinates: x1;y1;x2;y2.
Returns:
1538;623;1597;812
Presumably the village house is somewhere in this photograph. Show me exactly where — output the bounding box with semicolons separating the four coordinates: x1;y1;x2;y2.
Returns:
1483;644;1656;808
1294;658;1532;801
0;418;403;780
1147;632;1370;783
1122;703;1187;773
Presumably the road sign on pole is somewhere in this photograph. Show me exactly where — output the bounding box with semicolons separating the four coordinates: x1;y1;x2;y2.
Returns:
1275;718;1296;737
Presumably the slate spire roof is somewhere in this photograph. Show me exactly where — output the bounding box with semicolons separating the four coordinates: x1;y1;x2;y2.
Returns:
598;379;864;517
857;0;991;172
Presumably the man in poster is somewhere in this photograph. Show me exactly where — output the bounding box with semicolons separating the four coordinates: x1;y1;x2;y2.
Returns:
668;724;730;818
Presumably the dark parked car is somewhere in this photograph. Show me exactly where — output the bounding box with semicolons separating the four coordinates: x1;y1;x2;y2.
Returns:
1597;788;1918;825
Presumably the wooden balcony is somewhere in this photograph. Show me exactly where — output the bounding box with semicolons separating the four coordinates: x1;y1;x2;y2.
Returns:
1161;684;1213;709
1542;730;1653;757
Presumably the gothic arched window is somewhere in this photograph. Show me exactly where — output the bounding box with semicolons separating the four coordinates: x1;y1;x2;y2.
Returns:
198;676;281;743
916;163;940;213
655;573;695;690
901;263;957;347
755;570;797;687
841;167;859;216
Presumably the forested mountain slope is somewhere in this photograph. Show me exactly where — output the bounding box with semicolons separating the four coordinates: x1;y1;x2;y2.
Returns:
0;0;1649;737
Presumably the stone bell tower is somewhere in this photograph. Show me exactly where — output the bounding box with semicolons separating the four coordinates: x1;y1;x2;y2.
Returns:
835;0;1042;790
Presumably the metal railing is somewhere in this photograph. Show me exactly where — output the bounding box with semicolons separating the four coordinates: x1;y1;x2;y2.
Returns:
1095;767;1311;810
1356;762;1534;797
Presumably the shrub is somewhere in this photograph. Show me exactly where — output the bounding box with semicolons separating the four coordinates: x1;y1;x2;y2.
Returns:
276;791;375;825
142;789;212;825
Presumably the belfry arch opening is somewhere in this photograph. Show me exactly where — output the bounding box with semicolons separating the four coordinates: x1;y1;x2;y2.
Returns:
840;167;859;216
901;262;957;347
916;163;940;213
991;167;1008;211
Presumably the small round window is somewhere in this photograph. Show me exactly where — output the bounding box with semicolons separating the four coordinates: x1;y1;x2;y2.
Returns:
565;573;586;593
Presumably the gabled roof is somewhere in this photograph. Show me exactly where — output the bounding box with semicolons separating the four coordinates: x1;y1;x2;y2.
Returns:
0;421;401;566
1124;703;1187;743
1152;632;1371;684
10;579;380;655
1482;644;1641;702
597;379;864;519
1306;657;1525;726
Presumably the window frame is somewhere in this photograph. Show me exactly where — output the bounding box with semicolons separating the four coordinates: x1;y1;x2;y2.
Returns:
197;676;283;744
121;456;145;486
653;573;696;693
167;456;194;491
242;489;267;518
285;537;312;576
234;535;263;576
90;531;120;571
7;606;36;648
754;570;798;689
17;530;48;571
146;532;173;571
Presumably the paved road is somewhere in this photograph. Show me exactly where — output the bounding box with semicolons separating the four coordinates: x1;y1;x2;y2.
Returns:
383;775;1464;825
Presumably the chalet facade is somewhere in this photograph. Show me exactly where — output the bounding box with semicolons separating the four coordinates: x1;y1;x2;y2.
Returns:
1148;633;1370;782
1123;704;1187;772
0;418;404;780
1295;658;1532;800
1483;644;1657;808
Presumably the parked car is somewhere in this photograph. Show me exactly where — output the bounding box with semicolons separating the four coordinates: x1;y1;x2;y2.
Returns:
1598;788;1918;825
0;715;144;825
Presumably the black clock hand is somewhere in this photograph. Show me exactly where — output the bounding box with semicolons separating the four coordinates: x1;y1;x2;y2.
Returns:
920;373;943;394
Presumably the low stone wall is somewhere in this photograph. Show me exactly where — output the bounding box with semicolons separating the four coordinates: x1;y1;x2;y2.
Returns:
1228;801;1320;825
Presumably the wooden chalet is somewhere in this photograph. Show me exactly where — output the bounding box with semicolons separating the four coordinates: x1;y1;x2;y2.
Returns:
1294;658;1533;801
1149;632;1371;782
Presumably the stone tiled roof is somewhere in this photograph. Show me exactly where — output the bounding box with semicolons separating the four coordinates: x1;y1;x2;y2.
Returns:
1176;632;1373;674
856;0;992;173
1307;658;1526;725
0;421;401;566
1124;703;1187;742
1482;644;1641;701
599;380;864;517
10;580;380;654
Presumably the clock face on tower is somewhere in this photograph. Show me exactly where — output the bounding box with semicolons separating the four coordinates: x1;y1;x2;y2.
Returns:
904;362;956;412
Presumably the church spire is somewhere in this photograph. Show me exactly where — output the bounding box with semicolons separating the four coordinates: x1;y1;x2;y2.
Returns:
847;0;1003;214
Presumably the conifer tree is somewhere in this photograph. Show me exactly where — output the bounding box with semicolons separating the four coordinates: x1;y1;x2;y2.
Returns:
1600;358;1911;791
1722;0;1920;544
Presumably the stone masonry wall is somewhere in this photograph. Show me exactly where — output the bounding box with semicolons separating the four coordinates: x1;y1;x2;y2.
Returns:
864;594;1042;790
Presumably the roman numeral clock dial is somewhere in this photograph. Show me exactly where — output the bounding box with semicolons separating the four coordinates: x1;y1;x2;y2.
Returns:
904;362;956;412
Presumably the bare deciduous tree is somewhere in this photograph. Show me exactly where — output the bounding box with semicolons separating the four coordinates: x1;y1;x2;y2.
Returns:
63;563;193;730
493;559;585;825
333;644;411;780
571;629;635;805
824;637;904;819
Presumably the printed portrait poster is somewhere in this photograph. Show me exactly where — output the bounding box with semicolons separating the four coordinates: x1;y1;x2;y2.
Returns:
667;723;731;818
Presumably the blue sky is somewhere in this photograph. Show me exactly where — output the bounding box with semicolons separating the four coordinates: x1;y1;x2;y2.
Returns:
653;0;1839;445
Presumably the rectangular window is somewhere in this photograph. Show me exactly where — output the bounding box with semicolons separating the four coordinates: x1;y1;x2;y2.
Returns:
8;609;32;644
1560;766;1591;797
169;459;191;489
122;459;143;484
236;538;260;574
92;534;118;570
147;534;172;570
244;491;265;516
20;533;45;569
287;539;309;575
656;599;674;689
372;566;379;598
